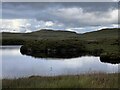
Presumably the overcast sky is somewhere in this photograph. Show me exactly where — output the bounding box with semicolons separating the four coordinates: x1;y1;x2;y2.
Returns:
1;2;119;33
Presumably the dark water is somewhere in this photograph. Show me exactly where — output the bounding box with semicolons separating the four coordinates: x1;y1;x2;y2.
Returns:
1;46;119;79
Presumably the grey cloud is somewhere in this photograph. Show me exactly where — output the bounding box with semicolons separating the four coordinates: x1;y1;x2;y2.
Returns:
1;2;118;32
2;2;118;19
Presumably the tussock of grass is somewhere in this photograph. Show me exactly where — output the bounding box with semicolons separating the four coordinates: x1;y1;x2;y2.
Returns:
2;73;119;88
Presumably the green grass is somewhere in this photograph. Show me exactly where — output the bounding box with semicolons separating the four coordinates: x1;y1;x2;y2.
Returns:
2;29;80;43
2;28;119;45
81;28;119;40
2;73;119;88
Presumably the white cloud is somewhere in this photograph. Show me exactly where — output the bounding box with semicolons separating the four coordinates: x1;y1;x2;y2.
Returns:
2;2;118;34
1;5;118;33
1;19;65;33
66;27;84;33
25;29;32;33
52;7;118;26
113;0;119;1
66;24;118;33
45;21;54;27
1;19;29;32
1;18;118;33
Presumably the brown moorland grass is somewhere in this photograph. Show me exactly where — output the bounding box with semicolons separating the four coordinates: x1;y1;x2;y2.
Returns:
2;73;119;88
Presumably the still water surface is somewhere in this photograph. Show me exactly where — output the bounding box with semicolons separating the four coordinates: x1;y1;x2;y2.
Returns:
1;46;119;78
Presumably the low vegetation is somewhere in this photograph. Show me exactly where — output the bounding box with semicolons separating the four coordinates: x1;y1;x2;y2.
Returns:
100;52;120;64
20;39;87;58
2;73;119;88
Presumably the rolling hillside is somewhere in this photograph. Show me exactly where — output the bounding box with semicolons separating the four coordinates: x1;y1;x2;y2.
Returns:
2;29;79;41
81;28;119;40
2;28;119;39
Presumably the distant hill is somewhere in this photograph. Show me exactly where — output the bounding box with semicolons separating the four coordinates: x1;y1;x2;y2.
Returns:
2;29;79;41
2;28;119;41
81;28;119;40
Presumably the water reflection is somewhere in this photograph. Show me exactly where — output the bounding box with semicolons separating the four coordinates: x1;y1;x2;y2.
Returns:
20;46;120;64
1;46;119;79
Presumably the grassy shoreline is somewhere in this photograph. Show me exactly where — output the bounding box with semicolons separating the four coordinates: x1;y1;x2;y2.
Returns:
2;73;119;88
